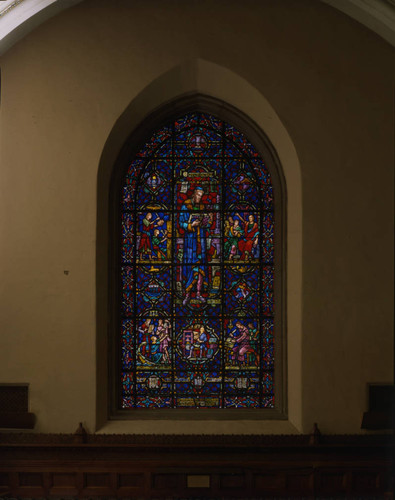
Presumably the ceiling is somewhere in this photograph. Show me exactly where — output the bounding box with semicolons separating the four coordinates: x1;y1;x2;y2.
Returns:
0;0;394;55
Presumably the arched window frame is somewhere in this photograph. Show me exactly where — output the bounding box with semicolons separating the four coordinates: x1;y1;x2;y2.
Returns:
108;95;287;420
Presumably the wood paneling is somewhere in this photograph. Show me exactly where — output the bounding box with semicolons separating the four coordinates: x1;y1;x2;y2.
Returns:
118;472;144;487
18;473;42;487
0;432;392;498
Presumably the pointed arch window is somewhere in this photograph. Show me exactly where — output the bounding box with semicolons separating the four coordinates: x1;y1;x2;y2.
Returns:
115;106;285;413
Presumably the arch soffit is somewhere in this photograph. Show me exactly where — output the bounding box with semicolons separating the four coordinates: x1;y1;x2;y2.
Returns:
0;0;394;56
97;59;303;432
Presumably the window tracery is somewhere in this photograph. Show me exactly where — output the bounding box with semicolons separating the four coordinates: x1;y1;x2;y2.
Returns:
119;112;276;410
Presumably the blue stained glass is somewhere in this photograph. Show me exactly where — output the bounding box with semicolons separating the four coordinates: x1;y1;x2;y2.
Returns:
175;371;221;396
122;341;134;370
136;265;171;290
119;112;276;409
122;373;133;396
262;185;274;210
199;128;222;157
122;319;133;339
250;157;271;185
262;290;274;316
262;344;274;370
136;371;172;395
225;125;260;157
224;268;259;316
225;266;258;286
224;396;260;408
262;317;274;338
261;242;274;265
262;395;275;408
121;215;135;264
136;126;172;157
123;184;135;210
224;160;260;209
262;266;274;290
135;396;172;408
122;320;133;372
175;113;199;131
121;266;134;290
262;211;274;232
136;160;172;209
122;290;133;317
224;140;243;158
174;127;222;158
122;396;134;408
224;371;260;394
122;239;134;264
200;113;223;131
136;292;172;317
127;158;145;178
262;372;274;393
122;213;134;238
154;139;172;157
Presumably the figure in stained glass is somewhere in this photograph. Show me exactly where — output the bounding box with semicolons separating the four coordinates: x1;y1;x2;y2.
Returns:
187;325;208;359
248;322;258;341
151;228;168;260
235;281;249;300
224;216;243;260
137;318;172;366
178;323;219;364
137;318;153;359
237;213;259;261
227;321;257;368
149;335;162;363
138;212;170;263
157;319;171;364
234;173;252;193
179;187;213;305
138;213;158;260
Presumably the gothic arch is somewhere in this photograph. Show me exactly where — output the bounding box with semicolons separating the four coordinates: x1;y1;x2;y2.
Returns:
97;59;302;434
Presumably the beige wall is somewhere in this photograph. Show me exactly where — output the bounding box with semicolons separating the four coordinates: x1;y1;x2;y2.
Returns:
0;0;393;434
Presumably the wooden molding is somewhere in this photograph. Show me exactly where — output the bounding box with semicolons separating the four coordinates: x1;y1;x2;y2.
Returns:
0;430;393;498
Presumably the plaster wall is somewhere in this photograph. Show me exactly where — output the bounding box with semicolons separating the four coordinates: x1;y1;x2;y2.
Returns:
0;0;393;434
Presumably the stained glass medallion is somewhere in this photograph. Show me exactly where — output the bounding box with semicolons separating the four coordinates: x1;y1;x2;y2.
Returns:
120;112;275;410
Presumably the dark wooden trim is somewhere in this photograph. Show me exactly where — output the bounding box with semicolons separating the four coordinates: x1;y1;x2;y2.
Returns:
0;432;393;498
0;431;393;446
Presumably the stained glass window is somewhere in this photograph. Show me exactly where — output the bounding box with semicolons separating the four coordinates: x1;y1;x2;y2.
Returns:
119;112;276;410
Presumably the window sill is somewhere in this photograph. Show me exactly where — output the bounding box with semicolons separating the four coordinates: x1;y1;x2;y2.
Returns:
97;418;299;435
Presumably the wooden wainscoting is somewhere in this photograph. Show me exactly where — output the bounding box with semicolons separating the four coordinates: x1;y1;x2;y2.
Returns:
0;430;393;498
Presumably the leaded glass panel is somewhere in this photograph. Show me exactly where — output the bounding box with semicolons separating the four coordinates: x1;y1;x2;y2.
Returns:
119;112;275;409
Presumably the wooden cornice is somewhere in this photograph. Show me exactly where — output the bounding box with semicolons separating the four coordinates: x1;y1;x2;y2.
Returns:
0;427;393;498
